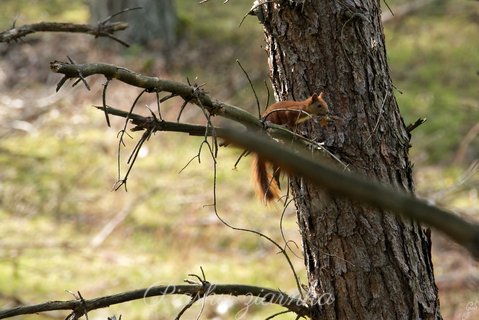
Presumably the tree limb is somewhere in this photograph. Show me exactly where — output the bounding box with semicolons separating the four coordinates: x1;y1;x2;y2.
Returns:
0;284;309;319
98;105;216;136
221;127;479;258
0;22;129;46
51;61;261;127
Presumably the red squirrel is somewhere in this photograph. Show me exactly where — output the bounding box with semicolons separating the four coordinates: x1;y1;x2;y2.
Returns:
252;92;329;203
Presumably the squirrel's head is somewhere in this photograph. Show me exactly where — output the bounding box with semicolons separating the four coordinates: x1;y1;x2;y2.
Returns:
308;92;329;116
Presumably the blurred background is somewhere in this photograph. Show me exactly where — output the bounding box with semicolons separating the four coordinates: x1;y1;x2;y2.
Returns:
0;0;478;319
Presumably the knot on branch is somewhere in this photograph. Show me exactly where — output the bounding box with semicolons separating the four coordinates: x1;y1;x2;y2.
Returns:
93;21;129;38
185;78;215;112
50;58;91;91
65;291;89;320
184;267;212;296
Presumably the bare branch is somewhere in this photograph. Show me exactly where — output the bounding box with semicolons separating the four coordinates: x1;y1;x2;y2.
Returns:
382;0;439;23
221;127;479;258
236;59;262;118
453;122;479;165
406;117;427;133
0;21;129;45
114;89;148;190
101;79;112;127
50;61;261;127
98;7;142;25
94;105;214;137
0;283;309;319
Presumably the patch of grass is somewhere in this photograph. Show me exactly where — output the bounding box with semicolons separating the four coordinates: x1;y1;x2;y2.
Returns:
0;0;87;29
0;107;300;318
386;1;479;164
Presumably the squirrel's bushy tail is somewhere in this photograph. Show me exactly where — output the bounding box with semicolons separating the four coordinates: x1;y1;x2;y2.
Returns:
252;155;281;203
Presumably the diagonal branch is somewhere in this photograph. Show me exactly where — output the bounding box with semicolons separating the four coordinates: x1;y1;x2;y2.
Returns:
0;283;309;319
221;127;479;258
50;61;262;127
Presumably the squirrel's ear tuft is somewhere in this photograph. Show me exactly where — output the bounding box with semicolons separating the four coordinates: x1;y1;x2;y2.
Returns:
311;93;318;100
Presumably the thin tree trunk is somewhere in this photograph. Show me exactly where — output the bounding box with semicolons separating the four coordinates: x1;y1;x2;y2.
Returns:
258;1;441;319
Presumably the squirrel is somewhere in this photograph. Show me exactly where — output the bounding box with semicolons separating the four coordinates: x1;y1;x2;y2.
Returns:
252;92;330;203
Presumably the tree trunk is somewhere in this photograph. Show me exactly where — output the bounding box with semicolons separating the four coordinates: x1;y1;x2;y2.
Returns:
258;1;441;319
88;0;177;54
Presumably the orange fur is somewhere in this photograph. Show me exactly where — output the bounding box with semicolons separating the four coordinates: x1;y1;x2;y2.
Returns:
252;155;281;203
253;92;329;203
262;92;329;127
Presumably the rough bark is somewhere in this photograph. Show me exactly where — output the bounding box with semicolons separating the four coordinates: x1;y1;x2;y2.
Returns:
258;1;441;319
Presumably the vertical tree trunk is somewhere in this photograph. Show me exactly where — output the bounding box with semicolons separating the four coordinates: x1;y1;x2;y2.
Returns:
258;1;441;319
88;0;177;54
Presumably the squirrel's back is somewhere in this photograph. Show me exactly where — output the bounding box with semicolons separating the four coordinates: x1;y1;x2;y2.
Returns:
252;92;329;203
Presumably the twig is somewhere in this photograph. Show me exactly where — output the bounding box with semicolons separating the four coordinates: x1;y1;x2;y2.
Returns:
67;56;90;90
98;7;142;25
236;59;261;118
453;122;479;164
190;104;305;301
382;0;394;17
196;97;219;159
264;80;271;112
365;91;389;144
279;197;304;260
95;105;213;136
406;117;427;133
239;0;275;27
177;100;189;122
382;0;438;23
265;310;293;319
114;89;148;190
102;79;112;127
425;160;479;203
233;149;250;169
90;186;160;247
155;92;163;120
